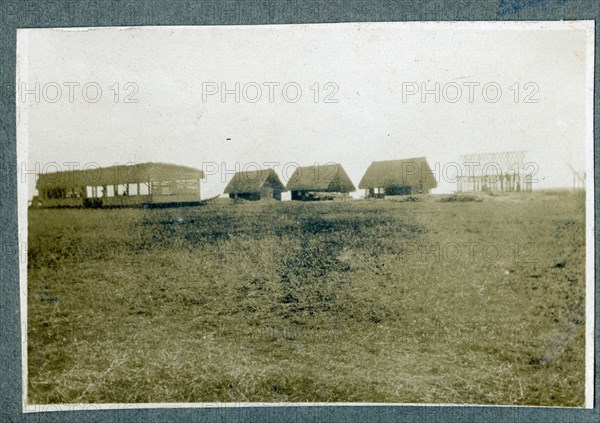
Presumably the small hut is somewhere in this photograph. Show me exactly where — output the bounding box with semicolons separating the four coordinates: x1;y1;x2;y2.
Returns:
286;163;356;201
359;157;437;198
224;169;285;201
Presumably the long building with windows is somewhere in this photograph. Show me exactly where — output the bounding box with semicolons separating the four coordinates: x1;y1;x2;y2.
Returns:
33;162;204;208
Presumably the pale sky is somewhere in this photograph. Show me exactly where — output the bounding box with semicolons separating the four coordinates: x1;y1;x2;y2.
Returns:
18;22;593;199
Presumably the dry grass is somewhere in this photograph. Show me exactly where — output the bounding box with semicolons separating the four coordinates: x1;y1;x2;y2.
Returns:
27;191;586;405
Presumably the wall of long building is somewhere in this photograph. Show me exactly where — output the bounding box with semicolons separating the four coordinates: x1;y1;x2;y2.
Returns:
34;179;201;208
33;194;202;208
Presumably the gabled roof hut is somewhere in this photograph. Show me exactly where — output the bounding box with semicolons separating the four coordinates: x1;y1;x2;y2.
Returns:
285;163;356;200
358;157;437;197
224;169;285;201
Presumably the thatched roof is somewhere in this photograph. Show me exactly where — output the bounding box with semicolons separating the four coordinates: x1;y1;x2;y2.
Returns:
224;169;285;194
37;162;204;190
285;163;356;193
358;157;437;190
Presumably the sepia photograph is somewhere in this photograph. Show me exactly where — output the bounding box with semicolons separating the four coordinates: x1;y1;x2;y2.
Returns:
17;21;594;411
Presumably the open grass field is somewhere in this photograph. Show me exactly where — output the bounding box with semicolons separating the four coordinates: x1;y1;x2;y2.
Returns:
27;191;586;406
